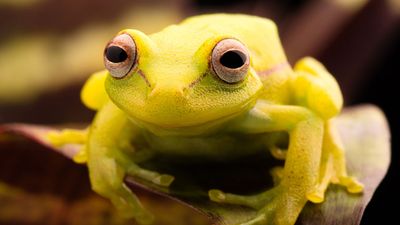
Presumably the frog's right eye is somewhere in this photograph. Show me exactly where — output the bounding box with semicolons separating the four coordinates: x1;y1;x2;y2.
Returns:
104;33;137;79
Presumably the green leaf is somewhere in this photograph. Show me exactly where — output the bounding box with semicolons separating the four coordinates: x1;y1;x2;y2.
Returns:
0;105;390;225
296;105;391;225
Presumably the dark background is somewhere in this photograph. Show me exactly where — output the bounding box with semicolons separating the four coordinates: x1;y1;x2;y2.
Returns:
0;0;398;224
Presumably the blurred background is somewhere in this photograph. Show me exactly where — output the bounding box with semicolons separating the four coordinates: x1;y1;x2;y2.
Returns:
0;0;398;224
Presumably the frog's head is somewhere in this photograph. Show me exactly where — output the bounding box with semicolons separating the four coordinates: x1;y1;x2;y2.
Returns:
103;14;286;134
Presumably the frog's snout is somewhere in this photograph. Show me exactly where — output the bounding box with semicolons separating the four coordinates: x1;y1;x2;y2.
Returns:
148;83;187;100
144;82;192;124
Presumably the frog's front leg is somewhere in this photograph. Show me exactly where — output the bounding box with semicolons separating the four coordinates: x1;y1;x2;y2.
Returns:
87;102;173;224
211;103;324;225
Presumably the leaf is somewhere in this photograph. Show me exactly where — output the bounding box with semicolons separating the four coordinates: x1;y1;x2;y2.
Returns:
0;105;390;225
0;125;210;225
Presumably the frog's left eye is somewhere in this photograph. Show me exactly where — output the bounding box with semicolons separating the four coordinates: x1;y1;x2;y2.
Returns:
104;33;137;79
211;39;250;83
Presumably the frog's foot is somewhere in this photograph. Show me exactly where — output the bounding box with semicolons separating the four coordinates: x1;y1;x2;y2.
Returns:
209;187;304;225
307;175;363;203
307;147;364;203
329;144;364;194
208;189;275;225
337;176;364;193
307;158;364;204
47;128;88;147
47;129;88;163
317;119;364;200
307;182;329;203
269;146;287;160
126;164;174;187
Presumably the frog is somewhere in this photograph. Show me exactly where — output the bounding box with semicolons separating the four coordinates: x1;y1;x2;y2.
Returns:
47;14;364;225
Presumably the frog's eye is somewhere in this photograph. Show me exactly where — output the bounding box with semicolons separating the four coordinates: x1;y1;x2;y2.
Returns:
104;33;137;79
211;39;250;83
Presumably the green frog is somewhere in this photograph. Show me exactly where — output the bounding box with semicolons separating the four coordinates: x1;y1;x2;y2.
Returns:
48;14;363;225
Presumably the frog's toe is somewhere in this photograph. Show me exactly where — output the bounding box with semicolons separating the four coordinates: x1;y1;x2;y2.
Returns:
152;174;175;187
47;131;68;147
339;176;364;193
269;146;287;160
208;189;271;209
208;189;227;202
306;189;325;203
126;165;175;187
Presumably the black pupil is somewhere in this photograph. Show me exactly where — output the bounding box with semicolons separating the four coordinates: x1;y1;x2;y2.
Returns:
106;46;128;63
219;50;245;69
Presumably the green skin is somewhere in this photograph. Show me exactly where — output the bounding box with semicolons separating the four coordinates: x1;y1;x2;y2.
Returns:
48;14;363;225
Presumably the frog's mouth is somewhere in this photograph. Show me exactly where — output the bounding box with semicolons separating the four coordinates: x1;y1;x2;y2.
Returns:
126;98;256;136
